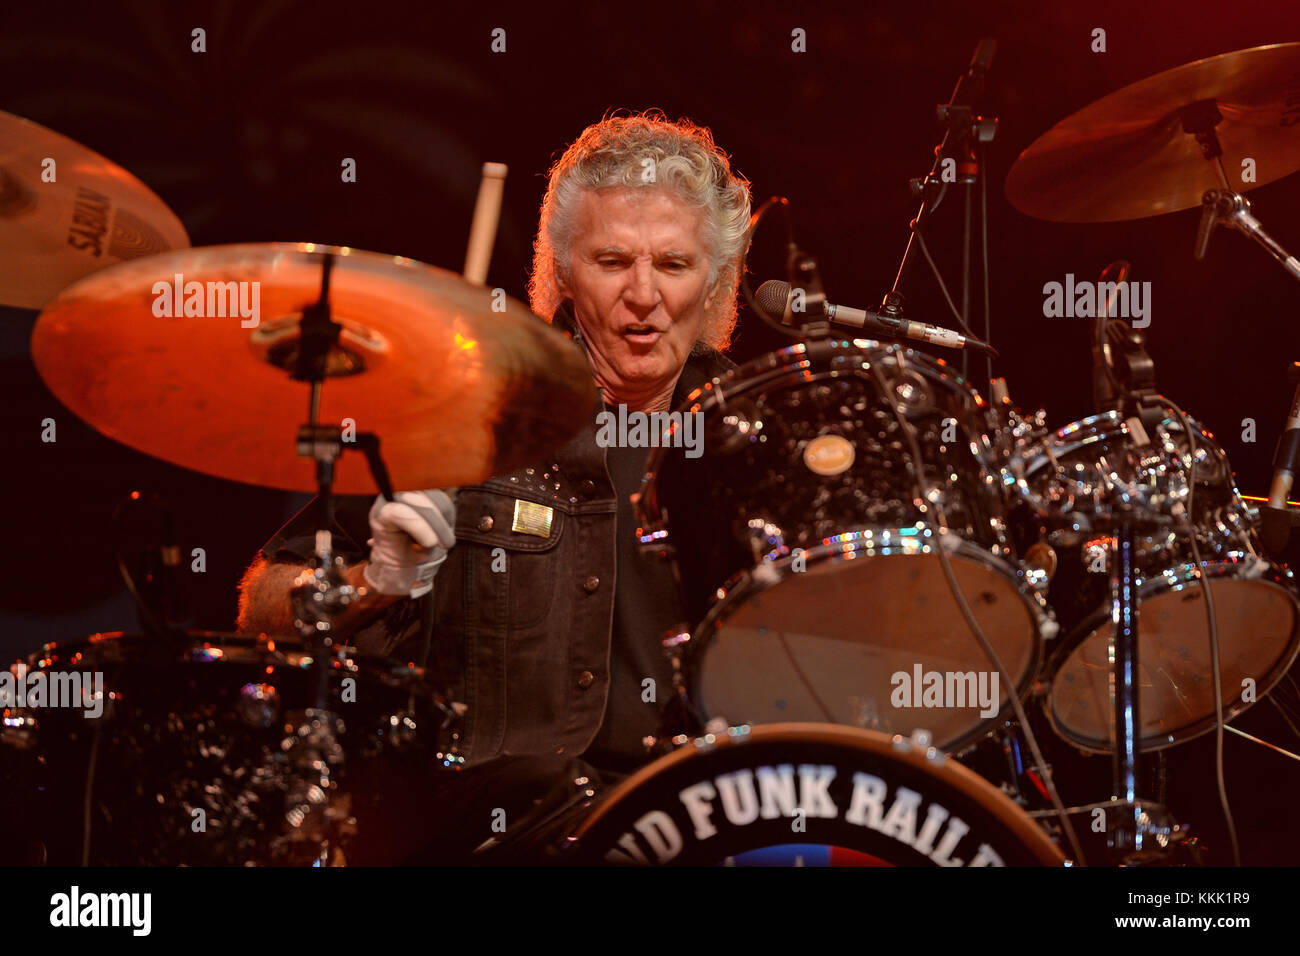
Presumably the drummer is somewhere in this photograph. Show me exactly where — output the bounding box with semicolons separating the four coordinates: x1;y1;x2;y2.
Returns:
236;109;753;859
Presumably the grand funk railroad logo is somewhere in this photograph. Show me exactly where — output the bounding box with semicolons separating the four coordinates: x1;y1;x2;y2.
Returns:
571;728;1065;867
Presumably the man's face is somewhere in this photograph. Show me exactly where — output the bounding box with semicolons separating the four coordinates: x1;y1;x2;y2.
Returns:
559;187;716;409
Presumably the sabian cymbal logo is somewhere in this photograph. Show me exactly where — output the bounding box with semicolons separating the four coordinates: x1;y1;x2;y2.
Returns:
65;185;111;257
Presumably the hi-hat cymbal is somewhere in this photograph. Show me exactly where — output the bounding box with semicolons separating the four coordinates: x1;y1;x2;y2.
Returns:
0;111;191;309
1006;43;1300;223
31;243;595;493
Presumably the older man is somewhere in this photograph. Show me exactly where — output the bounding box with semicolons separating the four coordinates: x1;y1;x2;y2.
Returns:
237;111;752;857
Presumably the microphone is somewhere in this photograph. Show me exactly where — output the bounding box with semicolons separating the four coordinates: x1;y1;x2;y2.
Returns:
1092;259;1129;412
969;37;997;76
755;279;997;355
1261;362;1300;556
952;37;997;111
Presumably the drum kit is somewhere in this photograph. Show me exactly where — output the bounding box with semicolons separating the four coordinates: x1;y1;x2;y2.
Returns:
5;42;1300;867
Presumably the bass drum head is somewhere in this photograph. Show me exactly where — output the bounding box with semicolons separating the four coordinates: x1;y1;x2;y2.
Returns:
567;723;1065;866
1046;565;1300;753
690;539;1046;752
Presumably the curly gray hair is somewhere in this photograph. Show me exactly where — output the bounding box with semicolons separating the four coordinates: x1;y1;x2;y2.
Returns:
528;110;752;352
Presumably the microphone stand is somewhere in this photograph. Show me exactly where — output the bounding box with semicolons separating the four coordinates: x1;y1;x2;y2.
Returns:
887;38;998;393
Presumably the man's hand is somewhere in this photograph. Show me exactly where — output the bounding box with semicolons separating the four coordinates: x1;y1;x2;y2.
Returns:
364;490;457;598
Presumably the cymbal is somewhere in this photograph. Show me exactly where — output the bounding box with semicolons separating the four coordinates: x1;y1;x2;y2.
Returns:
31;243;596;493
1005;43;1300;223
0;111;191;309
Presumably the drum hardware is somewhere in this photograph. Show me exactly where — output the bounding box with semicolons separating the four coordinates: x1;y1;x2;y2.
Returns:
1003;44;1300;864
1073;304;1203;859
1025;799;1204;867
1190;182;1300;566
283;252;411;859
112;490;193;641
869;358;1087;864
1224;723;1300;763
1259;363;1300;558
636;338;1054;757
1196;190;1300;282
4;631;457;865
22;235;596;863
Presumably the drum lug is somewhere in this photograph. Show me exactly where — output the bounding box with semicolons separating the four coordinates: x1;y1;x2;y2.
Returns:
891;728;947;766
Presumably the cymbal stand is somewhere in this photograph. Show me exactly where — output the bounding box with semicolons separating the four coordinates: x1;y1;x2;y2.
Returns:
282;252;402;861
1097;327;1183;862
1186;105;1300;556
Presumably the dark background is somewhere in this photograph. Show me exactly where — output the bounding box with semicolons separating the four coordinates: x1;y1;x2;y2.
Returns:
3;0;1300;865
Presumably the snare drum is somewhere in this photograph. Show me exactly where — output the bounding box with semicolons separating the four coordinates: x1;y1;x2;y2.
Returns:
565;723;1066;866
636;339;1052;752
1008;410;1300;752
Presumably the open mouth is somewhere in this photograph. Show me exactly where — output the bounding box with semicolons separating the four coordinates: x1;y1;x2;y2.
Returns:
622;325;662;344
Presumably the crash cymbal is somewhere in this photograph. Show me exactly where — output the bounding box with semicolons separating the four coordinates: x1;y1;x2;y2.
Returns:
0;111;190;309
31;243;595;493
1006;43;1300;223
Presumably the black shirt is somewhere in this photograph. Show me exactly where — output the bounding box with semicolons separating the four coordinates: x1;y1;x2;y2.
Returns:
581;439;684;774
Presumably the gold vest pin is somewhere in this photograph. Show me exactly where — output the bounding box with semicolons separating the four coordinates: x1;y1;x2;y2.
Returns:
512;499;554;538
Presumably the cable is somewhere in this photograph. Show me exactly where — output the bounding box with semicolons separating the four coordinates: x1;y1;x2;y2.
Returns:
1270;695;1300;742
869;358;1087;865
82;720;103;866
774;624;839;723
739;196;806;340
909;225;979;339
1161;396;1240;867
961;187;971;382
979;141;993;399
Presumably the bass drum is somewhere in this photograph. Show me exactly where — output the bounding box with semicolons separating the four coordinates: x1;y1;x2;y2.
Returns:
565;723;1066;866
636;339;1052;752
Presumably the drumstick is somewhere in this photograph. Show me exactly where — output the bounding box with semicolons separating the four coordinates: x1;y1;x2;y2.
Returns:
463;161;508;286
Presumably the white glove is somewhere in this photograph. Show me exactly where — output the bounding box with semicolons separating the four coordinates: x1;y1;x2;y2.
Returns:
363;490;457;598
